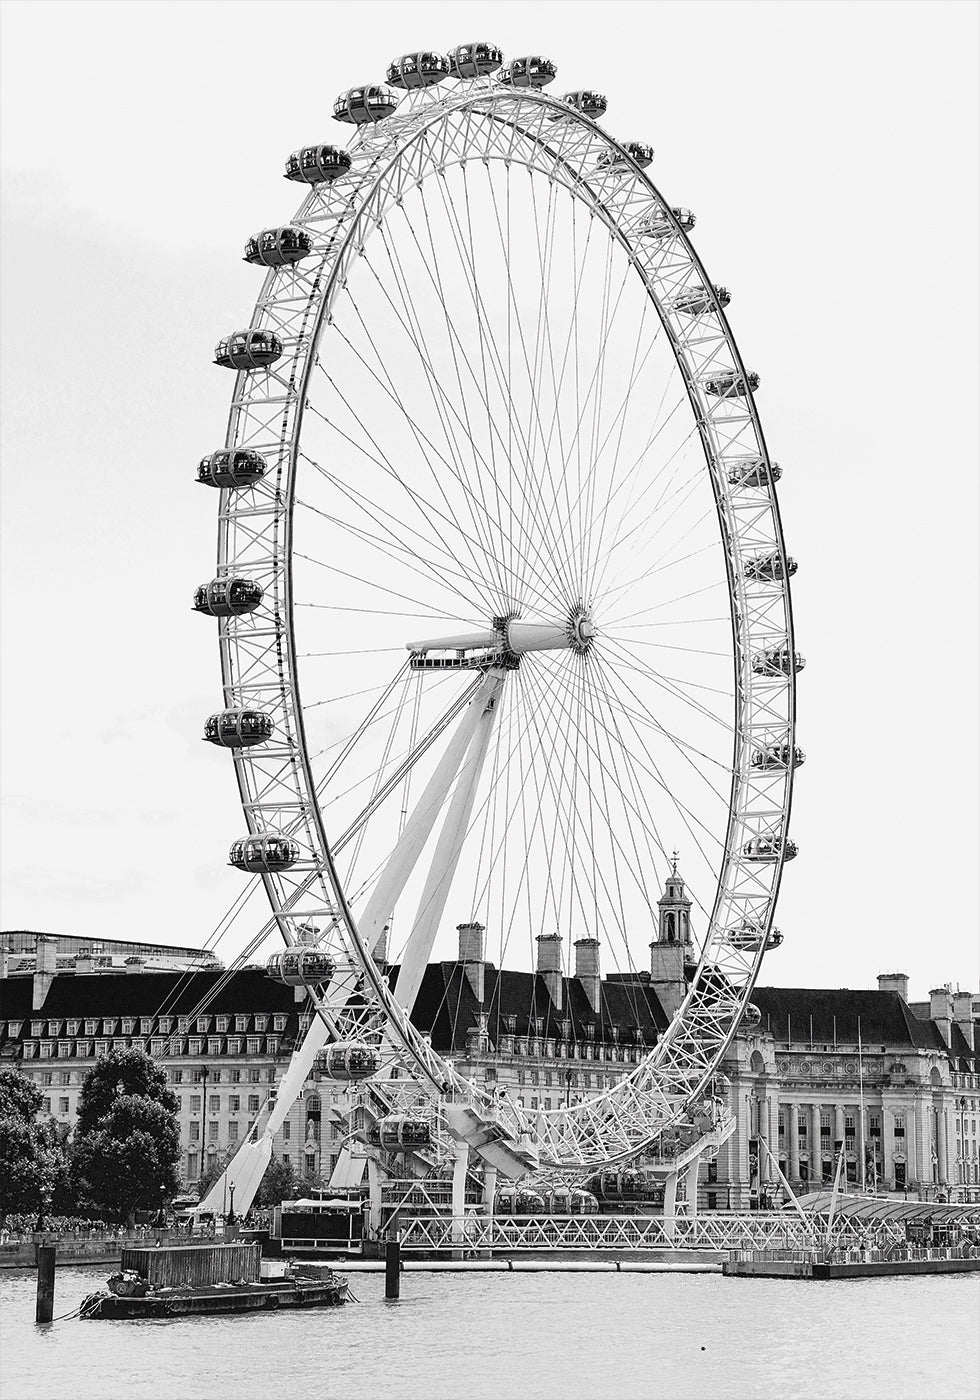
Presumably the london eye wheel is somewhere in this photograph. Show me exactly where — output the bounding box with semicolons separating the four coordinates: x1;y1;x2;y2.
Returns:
195;44;799;1204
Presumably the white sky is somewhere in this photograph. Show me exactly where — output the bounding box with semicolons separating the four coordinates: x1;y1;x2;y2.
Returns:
1;0;977;1001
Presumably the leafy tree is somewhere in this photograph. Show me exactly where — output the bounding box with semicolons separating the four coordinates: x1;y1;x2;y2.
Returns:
71;1052;181;1225
255;1157;297;1207
198;1151;232;1200
0;1068;60;1222
75;1048;177;1135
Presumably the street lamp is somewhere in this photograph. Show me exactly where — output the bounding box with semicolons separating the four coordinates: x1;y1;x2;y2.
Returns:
198;1064;209;1195
959;1096;968;1197
228;1182;236;1226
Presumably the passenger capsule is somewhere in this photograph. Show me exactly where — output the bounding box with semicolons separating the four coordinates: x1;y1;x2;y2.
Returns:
726;920;784;953
203;709;275;748
320;1041;381;1081
727;457;782;489
560;90;607;119
284;145;352;184
743;551;798;583
214;329;283;371
244;226;312;268
229;833;301;873
448;42;503;79
500;55;557;89
673;284;730;315
702;368;760;398
386;52;450;88
742;831;798;863
266;946;337;987
193;577;263;618
741;1003;763;1029
332;85;400;125
752;646;805;677
495;1186;546;1215
584;1169;662;1204
197;449;268;489
751;742;805;771
372;1114;431;1151
597;140;654;170
639;207;696;239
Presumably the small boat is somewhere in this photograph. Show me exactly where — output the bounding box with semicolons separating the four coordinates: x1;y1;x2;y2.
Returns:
80;1266;347;1319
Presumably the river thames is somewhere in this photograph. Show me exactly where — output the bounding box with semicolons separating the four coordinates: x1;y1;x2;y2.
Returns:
1;1265;978;1400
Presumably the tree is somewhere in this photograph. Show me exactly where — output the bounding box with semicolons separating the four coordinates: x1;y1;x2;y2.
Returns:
255;1157;297;1207
0;1068;59;1222
198;1151;232;1200
71;1052;181;1225
75;1048;177;1135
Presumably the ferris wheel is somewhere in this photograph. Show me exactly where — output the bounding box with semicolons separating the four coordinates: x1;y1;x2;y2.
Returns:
194;44;799;1203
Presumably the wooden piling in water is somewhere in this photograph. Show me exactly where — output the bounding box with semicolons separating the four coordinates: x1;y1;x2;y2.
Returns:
385;1236;401;1299
35;1245;56;1324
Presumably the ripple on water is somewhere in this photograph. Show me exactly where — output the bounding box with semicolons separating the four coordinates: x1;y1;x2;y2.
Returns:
1;1264;978;1400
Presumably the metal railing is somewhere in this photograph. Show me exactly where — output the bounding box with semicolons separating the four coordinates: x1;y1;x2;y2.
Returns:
397;1212;908;1253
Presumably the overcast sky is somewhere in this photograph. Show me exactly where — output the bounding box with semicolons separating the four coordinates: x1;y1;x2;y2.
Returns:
1;0;977;1002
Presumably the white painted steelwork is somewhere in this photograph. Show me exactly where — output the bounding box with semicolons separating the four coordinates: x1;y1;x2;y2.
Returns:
197;47;798;1210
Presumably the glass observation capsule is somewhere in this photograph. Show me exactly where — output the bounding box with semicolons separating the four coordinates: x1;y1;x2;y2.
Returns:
727;456;782;489
702;368;760;398
560;90;607;118
752;646;805;677
193;577;263;618
229;833;300;873
203;709;275;748
244;226;312;268
266;947;337;987
386;52;450;88
332;85;400;124
640;207;696;239
284;145;352;184
214;329;283;371
320;1041;381;1081
744;551;798;582
673;284;730;315
197;449;267;489
373;1114;432;1151
751;742;806;771
585;1169;660;1202
500;55;557;88
726;921;784;953
597;140;654;170
742;831;798;863
448;42;503;79
496;1187;545;1215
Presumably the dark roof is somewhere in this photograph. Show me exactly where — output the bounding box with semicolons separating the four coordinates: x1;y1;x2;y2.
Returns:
753;986;969;1057
406;962;669;1054
0;969;298;1019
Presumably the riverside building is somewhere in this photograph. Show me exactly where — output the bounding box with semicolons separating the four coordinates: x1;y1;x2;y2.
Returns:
1;878;977;1205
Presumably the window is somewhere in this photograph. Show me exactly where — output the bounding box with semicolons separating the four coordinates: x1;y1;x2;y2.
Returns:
267;1037;279;1056
530;1097;538;1110
228;1122;239;1141
707;1160;718;1183
230;1069;241;1083
67;1020;80;1036
266;1068;275;1083
282;1154;290;1165
190;1095;202;1113
283;1121;291;1140
228;1038;242;1056
58;1097;69;1114
84;1020;97;1036
707;1192;717;1211
151;1039;164;1056
39;1043;52;1059
209;1095;220;1113
102;1020;117;1035
869;1114;881;1138
255;1015;268;1032
58;1071;70;1085
230;1095;240;1112
158;1017;172;1034
894;1161;906;1187
248;1069;260;1083
140;1018;152;1035
235;1016;248;1032
171;1069;183;1084
122;1019;135;1035
43;1097;52;1114
58;1041;71;1058
47;1022;61;1036
894;1115;905;1137
247;1038;260;1055
216;1016;229;1033
273;1015;287;1032
208;1039;221;1056
248;1095;260;1112
197;1018;209;1034
208;1121;219;1142
192;1068;208;1083
189;1121;200;1141
189;1038;203;1056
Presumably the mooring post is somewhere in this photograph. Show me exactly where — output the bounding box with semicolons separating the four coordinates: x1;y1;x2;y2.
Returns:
385;1233;401;1299
35;1244;56;1324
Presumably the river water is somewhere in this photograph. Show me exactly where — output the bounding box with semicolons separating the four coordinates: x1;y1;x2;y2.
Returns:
1;1264;978;1400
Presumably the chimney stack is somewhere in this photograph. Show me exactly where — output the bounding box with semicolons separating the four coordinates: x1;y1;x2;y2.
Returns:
32;935;57;1011
536;933;563;1011
952;991;975;1052
877;972;909;1001
574;938;601;1013
458;921;486;1004
930;986;953;1046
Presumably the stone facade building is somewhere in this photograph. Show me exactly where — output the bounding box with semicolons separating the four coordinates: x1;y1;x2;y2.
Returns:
1;881;977;1205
